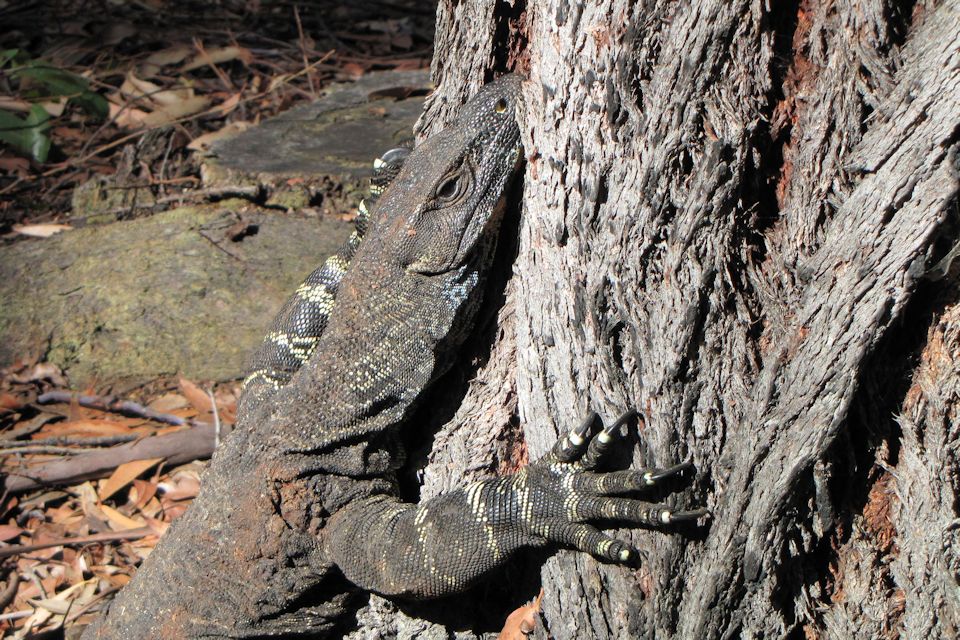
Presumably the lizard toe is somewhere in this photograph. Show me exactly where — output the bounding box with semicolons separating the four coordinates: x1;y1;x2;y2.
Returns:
576;498;702;528
543;521;640;564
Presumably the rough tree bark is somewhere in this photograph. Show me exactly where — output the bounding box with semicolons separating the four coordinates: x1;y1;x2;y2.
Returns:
349;0;959;638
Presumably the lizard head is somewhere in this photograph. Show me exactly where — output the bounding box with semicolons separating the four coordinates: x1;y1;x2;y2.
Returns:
374;74;524;276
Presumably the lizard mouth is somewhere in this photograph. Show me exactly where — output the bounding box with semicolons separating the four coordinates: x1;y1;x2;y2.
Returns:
451;133;524;269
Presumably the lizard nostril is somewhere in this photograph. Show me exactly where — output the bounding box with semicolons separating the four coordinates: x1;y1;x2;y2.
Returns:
494;98;508;113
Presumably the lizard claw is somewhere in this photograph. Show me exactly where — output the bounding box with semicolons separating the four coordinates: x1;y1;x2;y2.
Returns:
643;461;695;485
518;410;709;564
660;507;711;524
549;411;599;463
580;410;637;470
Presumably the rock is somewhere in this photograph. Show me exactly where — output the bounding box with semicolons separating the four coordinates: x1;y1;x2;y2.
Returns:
211;69;429;177
1;70;432;386
0;201;351;387
204;69;431;216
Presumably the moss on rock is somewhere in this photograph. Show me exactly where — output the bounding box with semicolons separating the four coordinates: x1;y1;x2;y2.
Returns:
0;201;351;387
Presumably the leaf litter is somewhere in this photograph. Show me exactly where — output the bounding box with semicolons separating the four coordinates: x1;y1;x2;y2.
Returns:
0;358;240;635
1;0;435;232
0;0;438;635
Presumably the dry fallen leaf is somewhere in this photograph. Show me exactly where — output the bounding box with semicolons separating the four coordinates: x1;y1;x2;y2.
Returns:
144;517;169;537
0;155;30;175
29;596;73;615
100;458;163;502
186;121;252;151
121;72;189;107
178;378;213;414
12;224;72;238
131;479;158;511
0;524;24;542
15;602;54;638
341;62;366;80
27;577;96;617
109;100;152;129
158;470;201;502
267;73;292;92
147;392;190;413
113;71;212;128
37;419;134;438
159;502;189;521
0;95;32;112
39;97;68;117
0;391;25;411
99;504;145;531
181;45;253;72
214;92;242;117
9;362;67;385
141;95;210;127
52;125;87;142
139;44;193;78
497;589;544;640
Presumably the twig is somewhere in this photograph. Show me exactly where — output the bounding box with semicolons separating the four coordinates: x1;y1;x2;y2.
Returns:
337;50;433;63
0;413;61;441
199;228;244;261
0;176;25;197
0;446;81;456
155;184;260;206
36;391;194;427
158;132;176;198
192;38;234;91
0;434;139;448
97;176;200;190
2;423;216;493
0;609;30;622
64;584;122;624
0;526;156;559
208;388;221;449
293;5;316;96
0;571;19;610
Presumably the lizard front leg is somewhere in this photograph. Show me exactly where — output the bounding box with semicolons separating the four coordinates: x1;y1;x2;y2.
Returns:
322;411;707;599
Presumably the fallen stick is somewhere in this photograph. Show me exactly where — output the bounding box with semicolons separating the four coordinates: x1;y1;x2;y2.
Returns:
0;609;30;622
0;434;139;448
2;424;216;493
0;571;19;611
36;391;199;427
0;445;82;456
0;526;155;560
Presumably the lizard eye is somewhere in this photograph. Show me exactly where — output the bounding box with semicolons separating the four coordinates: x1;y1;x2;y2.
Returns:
435;174;464;203
494;98;507;113
437;176;459;198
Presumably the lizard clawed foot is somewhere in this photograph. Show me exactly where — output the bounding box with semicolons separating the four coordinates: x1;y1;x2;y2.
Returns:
519;410;709;564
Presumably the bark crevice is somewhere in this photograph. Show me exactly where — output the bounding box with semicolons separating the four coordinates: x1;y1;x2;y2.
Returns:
348;1;960;637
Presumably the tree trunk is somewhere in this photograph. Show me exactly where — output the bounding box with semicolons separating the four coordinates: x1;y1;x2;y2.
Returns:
351;0;960;638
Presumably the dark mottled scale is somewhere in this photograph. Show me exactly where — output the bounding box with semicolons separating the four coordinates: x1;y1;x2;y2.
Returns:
243;147;411;392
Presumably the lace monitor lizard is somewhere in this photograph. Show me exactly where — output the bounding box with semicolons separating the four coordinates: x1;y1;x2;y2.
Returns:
83;74;706;639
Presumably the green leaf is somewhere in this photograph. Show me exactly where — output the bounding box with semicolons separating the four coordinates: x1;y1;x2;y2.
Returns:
13;63;109;119
69;90;110;119
0;49;21;68
0;104;52;163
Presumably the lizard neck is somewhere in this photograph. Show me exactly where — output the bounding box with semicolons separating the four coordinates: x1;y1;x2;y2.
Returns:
264;249;493;475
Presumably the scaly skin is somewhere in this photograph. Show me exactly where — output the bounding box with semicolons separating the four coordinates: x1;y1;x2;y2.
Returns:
240;146;410;412
83;75;704;638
